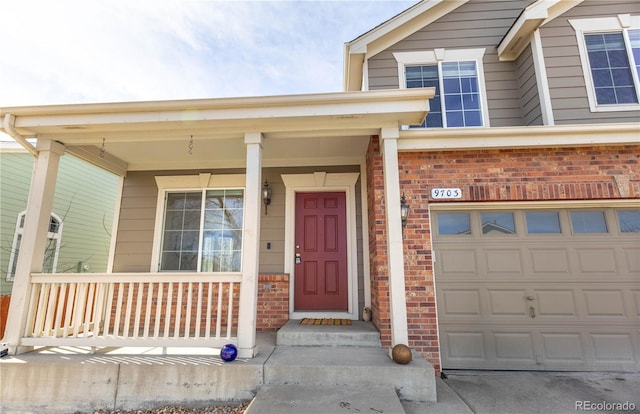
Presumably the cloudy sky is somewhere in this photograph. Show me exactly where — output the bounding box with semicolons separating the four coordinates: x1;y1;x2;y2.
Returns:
1;0;416;108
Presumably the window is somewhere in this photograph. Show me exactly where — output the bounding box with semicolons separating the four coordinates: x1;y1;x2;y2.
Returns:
585;32;638;104
395;48;489;128
481;212;515;235
570;211;608;233
160;189;244;272
617;209;640;233
571;15;640;111
525;211;561;234
437;213;471;235
6;211;62;280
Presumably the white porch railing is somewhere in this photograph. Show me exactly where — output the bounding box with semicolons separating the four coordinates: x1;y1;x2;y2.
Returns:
21;272;241;349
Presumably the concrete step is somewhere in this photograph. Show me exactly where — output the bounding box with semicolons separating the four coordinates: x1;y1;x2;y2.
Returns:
276;319;381;347
263;345;436;402
245;384;406;414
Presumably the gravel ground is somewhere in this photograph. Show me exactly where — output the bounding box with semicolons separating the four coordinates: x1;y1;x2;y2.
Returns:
77;402;249;414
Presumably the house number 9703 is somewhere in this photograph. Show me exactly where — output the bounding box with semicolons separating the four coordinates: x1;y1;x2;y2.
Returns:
431;188;462;199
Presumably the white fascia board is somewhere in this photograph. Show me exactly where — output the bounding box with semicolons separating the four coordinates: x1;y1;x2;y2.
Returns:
498;0;583;61
397;123;640;151
3;89;432;129
347;0;468;57
347;0;435;55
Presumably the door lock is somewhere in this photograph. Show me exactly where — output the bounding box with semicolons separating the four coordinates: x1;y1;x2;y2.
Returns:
295;253;302;264
526;296;534;301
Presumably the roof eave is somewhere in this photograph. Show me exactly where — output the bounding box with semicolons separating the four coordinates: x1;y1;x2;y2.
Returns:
343;0;468;91
498;0;584;61
1;88;435;142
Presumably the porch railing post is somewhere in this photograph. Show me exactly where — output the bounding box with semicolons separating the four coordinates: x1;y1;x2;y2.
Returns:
3;140;65;353
237;132;264;358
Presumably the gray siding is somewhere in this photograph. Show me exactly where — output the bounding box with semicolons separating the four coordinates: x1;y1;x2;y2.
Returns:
368;0;532;127
539;0;640;124
113;166;363;280
516;44;543;126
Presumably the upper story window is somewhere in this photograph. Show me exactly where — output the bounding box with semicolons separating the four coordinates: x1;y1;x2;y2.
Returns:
571;14;640;112
153;174;245;273
394;48;489;128
7;211;63;280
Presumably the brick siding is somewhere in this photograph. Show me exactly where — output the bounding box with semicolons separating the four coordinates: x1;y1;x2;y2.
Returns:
367;136;640;373
256;273;289;331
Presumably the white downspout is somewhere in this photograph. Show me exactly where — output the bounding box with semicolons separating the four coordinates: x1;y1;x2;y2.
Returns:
2;114;38;156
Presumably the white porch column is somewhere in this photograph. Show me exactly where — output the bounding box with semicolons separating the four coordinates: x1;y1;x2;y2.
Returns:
4;140;65;353
237;132;263;358
380;127;409;349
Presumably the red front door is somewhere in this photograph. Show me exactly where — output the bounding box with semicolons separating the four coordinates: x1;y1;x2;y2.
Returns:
294;192;348;311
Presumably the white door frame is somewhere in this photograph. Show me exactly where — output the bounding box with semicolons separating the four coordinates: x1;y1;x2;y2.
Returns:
281;172;360;320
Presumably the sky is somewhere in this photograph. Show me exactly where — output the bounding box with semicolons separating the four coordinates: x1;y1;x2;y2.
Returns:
1;0;417;109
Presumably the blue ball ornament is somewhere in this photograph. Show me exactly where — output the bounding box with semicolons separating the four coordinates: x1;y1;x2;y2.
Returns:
220;343;238;362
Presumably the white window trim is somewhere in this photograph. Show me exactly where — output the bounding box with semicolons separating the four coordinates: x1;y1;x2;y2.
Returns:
394;48;490;128
7;211;63;281
570;14;640;112
151;173;246;273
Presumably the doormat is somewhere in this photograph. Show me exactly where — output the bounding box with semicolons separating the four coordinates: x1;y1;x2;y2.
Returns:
299;318;351;326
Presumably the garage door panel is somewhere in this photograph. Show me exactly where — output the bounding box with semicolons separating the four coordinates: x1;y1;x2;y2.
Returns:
440;289;481;317
632;290;640;317
591;333;636;364
494;332;536;362
530;249;570;273
443;331;487;361
541;333;586;363
439;249;477;274
623;248;640;273
583;290;627;317
487;289;528;316
484;249;523;274
535;290;578;317
576;248;618;273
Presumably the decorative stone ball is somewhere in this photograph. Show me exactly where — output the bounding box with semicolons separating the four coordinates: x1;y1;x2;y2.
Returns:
392;344;412;365
220;344;238;362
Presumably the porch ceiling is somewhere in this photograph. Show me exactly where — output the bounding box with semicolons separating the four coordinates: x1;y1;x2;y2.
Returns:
1;89;433;172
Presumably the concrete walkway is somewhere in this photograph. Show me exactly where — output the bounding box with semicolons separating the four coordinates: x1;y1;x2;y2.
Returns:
405;371;640;414
246;370;640;414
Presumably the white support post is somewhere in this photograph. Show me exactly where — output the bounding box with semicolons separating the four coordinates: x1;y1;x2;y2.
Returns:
380;127;409;350
237;132;263;358
4;140;65;353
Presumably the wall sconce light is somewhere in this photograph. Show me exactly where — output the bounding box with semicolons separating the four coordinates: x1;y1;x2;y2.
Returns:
262;179;272;215
400;193;410;229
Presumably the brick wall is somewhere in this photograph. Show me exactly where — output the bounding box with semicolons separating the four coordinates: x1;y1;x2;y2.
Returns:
367;138;640;373
366;137;392;349
256;273;289;331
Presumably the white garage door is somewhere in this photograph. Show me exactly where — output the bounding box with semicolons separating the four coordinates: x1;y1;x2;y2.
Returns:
433;205;640;371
